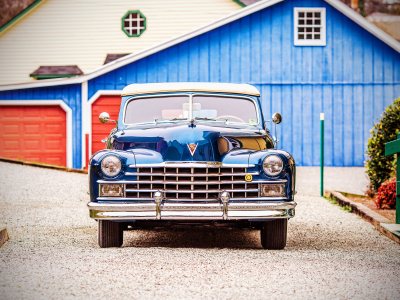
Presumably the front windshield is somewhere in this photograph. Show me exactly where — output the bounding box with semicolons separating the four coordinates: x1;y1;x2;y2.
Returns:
192;95;258;125
124;96;190;124
124;94;258;125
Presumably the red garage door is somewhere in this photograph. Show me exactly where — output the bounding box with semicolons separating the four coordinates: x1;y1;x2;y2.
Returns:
91;95;121;155
0;105;67;166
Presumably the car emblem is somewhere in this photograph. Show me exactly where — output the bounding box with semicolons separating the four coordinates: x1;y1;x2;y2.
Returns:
245;174;253;182
187;143;198;156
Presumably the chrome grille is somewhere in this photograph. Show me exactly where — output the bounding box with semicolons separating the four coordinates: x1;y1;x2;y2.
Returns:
125;166;259;200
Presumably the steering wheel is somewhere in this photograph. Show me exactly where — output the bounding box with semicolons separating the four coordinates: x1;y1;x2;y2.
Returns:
215;115;246;123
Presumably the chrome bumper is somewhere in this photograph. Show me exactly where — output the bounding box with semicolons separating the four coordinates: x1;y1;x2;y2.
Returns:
87;200;296;221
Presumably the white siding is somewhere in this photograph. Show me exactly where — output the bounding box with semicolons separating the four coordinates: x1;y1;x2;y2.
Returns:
0;0;242;85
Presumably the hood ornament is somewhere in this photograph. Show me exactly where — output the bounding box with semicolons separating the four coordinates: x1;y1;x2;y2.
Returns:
187;143;198;157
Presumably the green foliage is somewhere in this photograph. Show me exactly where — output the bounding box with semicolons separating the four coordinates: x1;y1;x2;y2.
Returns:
365;98;400;192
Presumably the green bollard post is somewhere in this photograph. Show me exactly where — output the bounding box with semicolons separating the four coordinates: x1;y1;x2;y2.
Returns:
321;113;324;197
384;132;400;224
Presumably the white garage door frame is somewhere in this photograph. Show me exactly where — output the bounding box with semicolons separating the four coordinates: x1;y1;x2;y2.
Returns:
0;100;73;168
83;90;122;165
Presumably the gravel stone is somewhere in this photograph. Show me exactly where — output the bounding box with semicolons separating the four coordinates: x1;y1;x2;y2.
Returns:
1;161;399;299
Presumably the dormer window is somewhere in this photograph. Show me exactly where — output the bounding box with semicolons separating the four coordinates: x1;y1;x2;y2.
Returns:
294;8;326;46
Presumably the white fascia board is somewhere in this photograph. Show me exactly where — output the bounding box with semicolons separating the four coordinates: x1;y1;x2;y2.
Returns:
0;100;73;168
324;0;400;53
0;0;399;93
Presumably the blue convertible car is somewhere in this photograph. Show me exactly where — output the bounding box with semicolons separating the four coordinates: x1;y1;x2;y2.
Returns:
88;82;296;249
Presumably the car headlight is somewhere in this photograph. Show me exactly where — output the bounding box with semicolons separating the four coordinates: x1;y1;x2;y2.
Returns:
101;155;122;176
263;155;283;176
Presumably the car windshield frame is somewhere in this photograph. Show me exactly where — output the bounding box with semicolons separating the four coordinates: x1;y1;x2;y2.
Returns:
122;93;260;126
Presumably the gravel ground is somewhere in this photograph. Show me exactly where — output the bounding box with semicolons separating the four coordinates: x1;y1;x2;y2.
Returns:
1;161;399;300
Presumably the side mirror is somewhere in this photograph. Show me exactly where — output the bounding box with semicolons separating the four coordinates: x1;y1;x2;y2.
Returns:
272;113;282;124
99;112;110;124
271;112;282;149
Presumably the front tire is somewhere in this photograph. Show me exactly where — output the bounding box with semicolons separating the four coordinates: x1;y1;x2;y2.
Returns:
260;219;287;250
98;220;123;248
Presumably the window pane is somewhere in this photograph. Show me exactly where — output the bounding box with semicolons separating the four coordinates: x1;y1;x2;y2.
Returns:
314;12;321;18
298;34;304;39
298;19;304;25
314;34;320;40
192;96;258;124
306;12;313;17
125;96;190;124
314;27;320;32
298;27;304;32
306;27;312;32
299;12;304;17
306;34;312;39
306;19;313;25
315;19;321;25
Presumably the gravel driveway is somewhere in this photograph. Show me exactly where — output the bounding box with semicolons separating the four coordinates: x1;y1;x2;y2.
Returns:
1;161;399;299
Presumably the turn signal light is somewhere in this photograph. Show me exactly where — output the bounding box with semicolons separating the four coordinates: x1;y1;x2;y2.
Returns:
99;184;123;197
260;183;285;197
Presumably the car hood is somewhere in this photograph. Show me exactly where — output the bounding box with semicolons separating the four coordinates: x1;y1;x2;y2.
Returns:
111;123;272;163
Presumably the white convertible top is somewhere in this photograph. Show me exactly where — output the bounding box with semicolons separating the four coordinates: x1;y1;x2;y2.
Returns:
121;82;260;97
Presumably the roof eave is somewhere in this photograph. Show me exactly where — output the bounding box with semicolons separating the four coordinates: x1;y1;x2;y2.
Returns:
0;0;399;92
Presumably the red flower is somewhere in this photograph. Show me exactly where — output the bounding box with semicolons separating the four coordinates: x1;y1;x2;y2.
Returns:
375;177;396;209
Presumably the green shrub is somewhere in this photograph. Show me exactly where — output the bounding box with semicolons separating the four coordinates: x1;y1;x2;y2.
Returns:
365;98;400;192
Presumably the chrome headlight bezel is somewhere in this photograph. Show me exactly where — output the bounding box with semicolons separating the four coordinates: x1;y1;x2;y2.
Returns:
100;155;122;177
262;155;284;176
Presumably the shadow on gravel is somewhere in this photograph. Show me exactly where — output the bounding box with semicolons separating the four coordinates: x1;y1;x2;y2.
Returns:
123;227;263;249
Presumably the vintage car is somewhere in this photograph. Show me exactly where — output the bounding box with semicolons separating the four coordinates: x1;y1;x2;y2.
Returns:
88;82;296;249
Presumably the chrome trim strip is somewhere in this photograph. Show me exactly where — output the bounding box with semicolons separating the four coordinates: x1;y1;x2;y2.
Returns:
128;163;254;168
227;211;287;219
125;189;258;193
88;202;156;211
97;180;287;184
96;196;288;201
227;201;296;210
125;172;260;177
126;180;261;184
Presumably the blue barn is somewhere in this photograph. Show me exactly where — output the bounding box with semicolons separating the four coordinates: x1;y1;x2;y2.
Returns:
1;0;399;169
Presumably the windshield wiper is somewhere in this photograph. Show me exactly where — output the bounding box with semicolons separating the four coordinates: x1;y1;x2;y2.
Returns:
194;117;228;124
154;117;187;124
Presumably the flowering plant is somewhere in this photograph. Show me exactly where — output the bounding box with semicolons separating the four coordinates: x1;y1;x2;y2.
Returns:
375;177;396;209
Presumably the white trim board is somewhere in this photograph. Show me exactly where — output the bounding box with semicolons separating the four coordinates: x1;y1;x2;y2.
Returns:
0;0;399;92
81;81;88;168
0;100;73;168
87;90;122;159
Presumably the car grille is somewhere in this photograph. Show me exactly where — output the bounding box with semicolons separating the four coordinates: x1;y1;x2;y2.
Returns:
125;166;259;200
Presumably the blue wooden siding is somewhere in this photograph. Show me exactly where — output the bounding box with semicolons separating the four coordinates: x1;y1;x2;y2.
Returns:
0;84;82;169
89;0;400;166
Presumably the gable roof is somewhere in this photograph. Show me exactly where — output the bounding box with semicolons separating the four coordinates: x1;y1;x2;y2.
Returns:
1;0;400;92
0;0;45;36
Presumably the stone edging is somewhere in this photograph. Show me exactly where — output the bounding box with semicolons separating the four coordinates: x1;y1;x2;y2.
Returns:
0;157;88;174
325;190;399;244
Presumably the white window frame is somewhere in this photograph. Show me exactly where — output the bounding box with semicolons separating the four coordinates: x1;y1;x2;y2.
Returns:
294;7;326;46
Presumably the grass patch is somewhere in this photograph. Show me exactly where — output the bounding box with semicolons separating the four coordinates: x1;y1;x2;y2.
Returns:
323;196;352;213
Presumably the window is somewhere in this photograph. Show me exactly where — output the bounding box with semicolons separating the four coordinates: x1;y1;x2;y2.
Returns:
294;8;326;46
121;11;146;37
